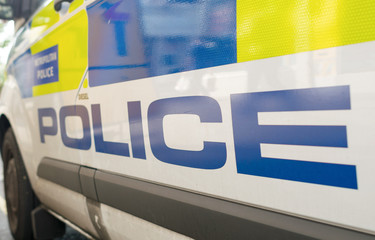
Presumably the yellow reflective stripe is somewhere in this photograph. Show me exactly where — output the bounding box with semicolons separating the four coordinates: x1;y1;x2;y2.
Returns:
83;78;88;88
69;0;84;13
31;1;60;34
237;0;375;62
31;10;88;97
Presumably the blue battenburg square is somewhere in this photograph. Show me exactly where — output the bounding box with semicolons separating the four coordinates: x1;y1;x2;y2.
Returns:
33;45;59;86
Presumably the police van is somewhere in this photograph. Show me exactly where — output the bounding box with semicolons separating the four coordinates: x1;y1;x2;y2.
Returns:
0;0;374;239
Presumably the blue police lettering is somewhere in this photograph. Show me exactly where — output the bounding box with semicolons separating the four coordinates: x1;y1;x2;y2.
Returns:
37;85;357;189
92;104;130;157
230;85;357;189
128;101;146;159
148;96;227;169
38;108;57;143
60;105;91;150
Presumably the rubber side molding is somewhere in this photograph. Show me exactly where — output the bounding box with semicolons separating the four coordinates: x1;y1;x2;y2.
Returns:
37;158;375;240
94;170;375;240
37;158;81;193
79;166;98;201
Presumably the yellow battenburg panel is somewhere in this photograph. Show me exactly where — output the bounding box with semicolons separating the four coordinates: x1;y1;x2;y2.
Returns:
31;1;60;34
237;0;375;62
31;10;88;97
69;0;84;13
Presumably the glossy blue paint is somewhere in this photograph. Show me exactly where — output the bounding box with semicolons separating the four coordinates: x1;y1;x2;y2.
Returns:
87;0;236;87
230;86;357;189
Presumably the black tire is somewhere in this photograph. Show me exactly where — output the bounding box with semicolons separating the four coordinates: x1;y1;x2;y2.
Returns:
2;128;34;240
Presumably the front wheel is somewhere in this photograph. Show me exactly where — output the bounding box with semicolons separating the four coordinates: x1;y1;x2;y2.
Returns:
2;128;34;240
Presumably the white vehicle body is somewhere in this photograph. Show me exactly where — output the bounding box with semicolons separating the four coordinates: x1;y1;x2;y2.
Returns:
0;0;375;239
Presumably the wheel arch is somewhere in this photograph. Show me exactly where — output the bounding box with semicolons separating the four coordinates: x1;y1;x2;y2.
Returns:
0;114;11;159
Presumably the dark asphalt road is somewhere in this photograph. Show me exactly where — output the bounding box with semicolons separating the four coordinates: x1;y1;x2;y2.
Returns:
0;162;89;240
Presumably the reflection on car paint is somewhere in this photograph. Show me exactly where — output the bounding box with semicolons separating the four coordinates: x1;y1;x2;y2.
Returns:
87;0;236;87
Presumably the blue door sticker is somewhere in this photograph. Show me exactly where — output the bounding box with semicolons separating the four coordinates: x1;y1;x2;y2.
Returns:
231;85;357;189
33;45;59;86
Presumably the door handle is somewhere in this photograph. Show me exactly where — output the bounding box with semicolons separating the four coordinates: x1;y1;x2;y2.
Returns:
54;0;74;11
